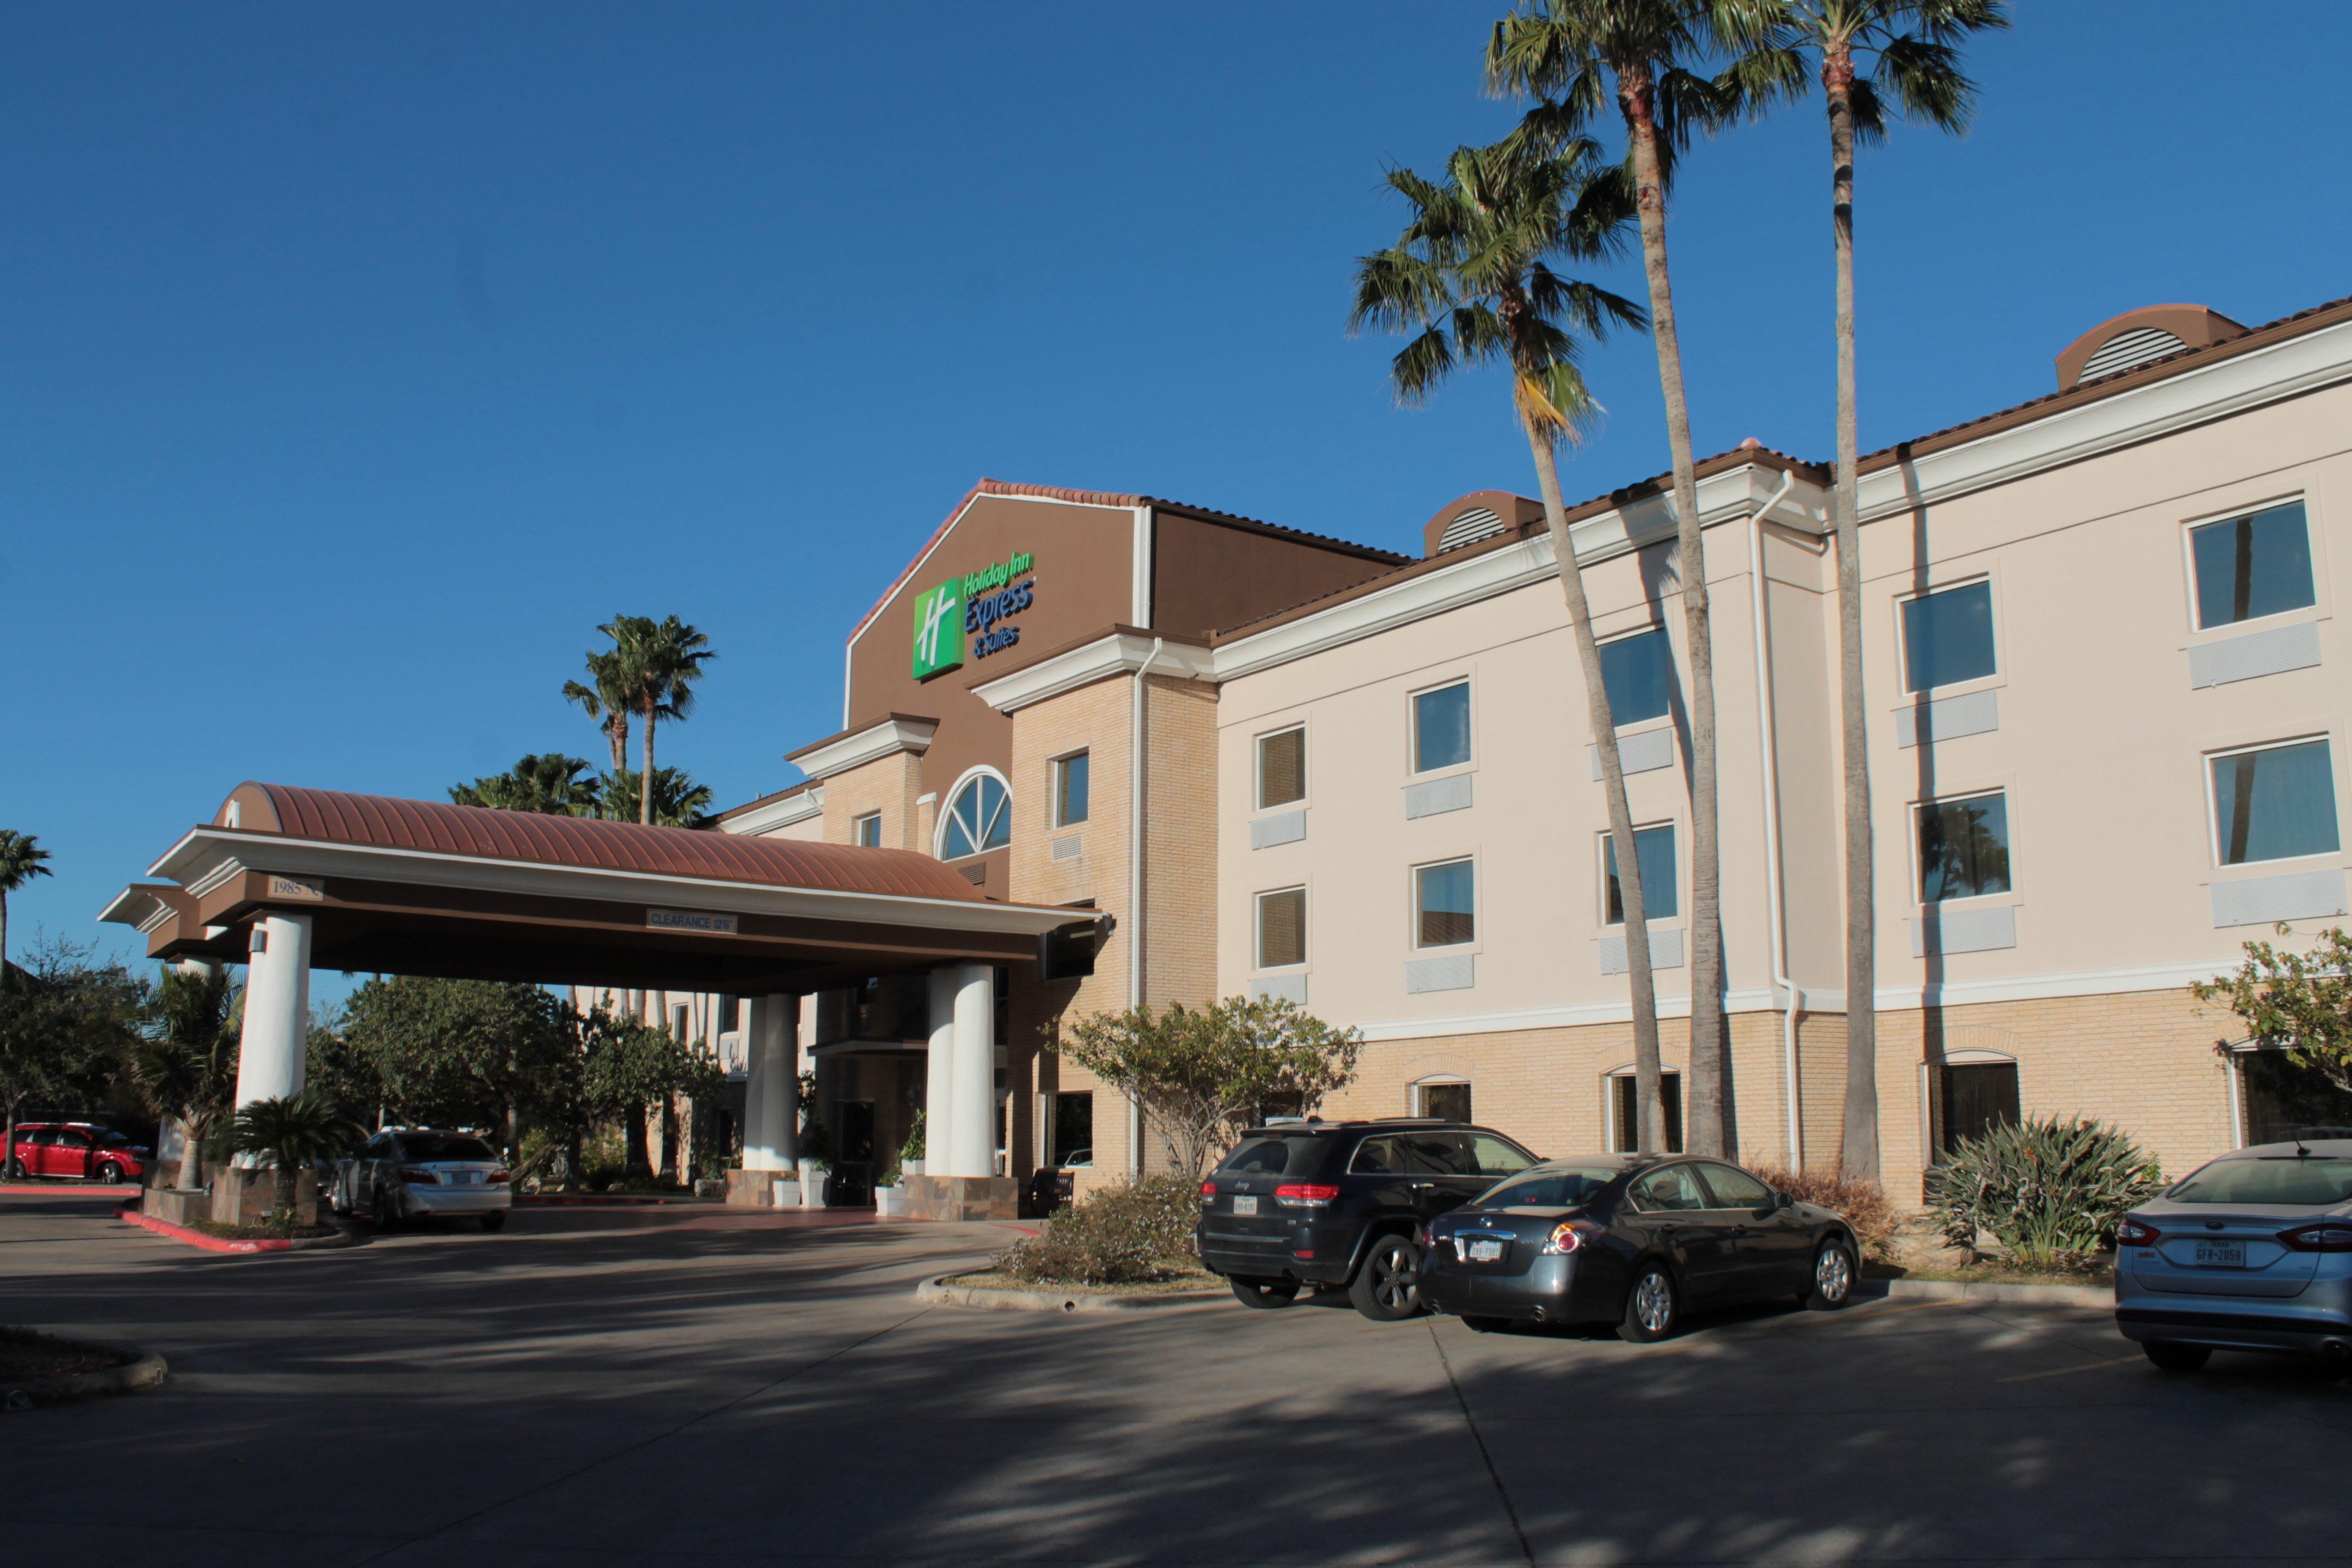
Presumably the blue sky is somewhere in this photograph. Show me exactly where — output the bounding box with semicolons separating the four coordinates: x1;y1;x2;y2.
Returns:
9;1;2351;985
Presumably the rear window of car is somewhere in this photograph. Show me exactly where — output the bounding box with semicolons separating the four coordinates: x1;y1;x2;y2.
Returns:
1218;1135;1331;1177
1480;1167;1621;1207
2169;1156;2352;1206
399;1136;497;1163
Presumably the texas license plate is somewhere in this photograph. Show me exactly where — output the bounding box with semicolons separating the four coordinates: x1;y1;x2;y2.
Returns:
1467;1238;1505;1262
2192;1239;2247;1267
1232;1195;1258;1217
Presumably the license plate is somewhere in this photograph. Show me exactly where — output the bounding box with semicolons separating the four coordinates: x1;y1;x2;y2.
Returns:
1467;1237;1505;1262
1232;1195;1258;1217
2192;1239;2247;1268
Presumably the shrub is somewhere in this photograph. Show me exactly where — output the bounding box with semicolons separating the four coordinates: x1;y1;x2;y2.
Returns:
1749;1158;1898;1264
1928;1115;2163;1270
995;1175;1202;1286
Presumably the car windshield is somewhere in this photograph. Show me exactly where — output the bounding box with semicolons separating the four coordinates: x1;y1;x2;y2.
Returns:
1218;1135;1331;1177
2168;1155;2352;1206
400;1136;497;1163
1476;1167;1621;1208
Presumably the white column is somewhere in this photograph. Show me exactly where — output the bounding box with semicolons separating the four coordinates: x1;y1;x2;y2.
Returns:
742;993;798;1171
946;962;995;1179
925;968;958;1170
232;912;311;1109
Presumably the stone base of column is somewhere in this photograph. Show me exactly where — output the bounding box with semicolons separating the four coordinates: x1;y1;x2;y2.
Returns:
723;1168;783;1207
901;1174;1017;1222
208;1168;318;1228
142;1187;209;1228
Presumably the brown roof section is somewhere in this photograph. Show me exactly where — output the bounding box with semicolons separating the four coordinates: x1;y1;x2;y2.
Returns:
215;783;990;905
710;780;815;825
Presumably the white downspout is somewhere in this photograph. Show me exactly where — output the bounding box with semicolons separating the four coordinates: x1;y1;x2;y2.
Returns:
1745;471;1803;1167
1128;634;1167;1175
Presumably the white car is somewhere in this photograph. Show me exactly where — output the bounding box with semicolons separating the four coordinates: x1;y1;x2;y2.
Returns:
335;1129;514;1231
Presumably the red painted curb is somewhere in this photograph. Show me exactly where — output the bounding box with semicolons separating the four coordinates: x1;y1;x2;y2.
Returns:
514;1195;709;1207
2;1183;144;1197
115;1204;291;1254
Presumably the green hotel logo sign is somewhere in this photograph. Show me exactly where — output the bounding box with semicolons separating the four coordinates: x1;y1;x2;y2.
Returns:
911;550;1037;679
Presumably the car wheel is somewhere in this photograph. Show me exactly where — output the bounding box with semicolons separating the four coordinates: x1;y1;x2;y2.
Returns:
480;1211;507;1232
1229;1276;1299;1310
2143;1341;2211;1373
1348;1234;1425;1322
1461;1315;1511;1334
1802;1238;1858;1311
1618;1261;1679;1343
97;1162;125;1185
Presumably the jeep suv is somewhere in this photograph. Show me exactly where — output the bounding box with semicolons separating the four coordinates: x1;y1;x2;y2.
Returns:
1196;1119;1539;1321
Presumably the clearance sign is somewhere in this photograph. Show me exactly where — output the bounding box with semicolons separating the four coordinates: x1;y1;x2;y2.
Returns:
911;551;1036;679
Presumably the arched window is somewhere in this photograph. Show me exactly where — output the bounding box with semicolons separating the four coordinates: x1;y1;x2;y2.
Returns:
938;770;1011;860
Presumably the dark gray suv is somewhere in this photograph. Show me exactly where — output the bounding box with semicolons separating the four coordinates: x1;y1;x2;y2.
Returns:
1195;1118;1539;1321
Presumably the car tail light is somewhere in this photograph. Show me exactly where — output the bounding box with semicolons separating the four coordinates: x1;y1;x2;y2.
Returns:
1199;1180;1216;1197
487;1169;513;1185
398;1167;438;1185
1292;1249;1315;1259
1540;1220;1602;1256
2114;1216;2161;1248
2279;1221;2352;1253
1275;1183;1340;1207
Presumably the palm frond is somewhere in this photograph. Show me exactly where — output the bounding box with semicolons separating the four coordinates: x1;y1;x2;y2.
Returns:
1389;325;1460;406
1873;32;1975;132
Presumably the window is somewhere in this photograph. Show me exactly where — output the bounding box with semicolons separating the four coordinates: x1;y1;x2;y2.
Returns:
2239;1049;2352;1147
1602;825;1679;923
1696;1162;1774;1210
1935;1061;2019;1159
1418;1081;1471;1123
2191;502;2315;629
1048;1091;1093;1168
1608;1071;1683;1153
1901;580;1997;693
1412;681;1472;772
1052;752;1090;827
1916;791;2012;902
1218;1133;1333;1177
1414;858;1476;948
852;812;881;847
1256;886;1306;969
1482;1166;1621;1206
939;772;1011;859
1598;628;1674;727
1257;727;1305;809
1350;1135;1414;1175
2211;739;2340;865
1628;1163;1705;1210
2169;1152;2352;1206
1462;1132;1534;1178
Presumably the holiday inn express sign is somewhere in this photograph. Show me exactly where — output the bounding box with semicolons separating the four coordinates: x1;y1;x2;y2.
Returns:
911;550;1036;679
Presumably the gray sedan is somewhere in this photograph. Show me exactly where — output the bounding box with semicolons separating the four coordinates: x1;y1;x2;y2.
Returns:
2115;1136;2352;1370
333;1129;513;1231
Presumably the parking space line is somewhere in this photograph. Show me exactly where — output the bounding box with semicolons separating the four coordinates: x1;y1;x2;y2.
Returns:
1998;1353;2145;1384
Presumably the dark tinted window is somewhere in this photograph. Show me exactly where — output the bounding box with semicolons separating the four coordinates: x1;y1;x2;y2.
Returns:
28;1129;59;1146
2169;1156;2352;1206
1629;1164;1708;1212
1697;1162;1773;1210
1599;628;1674;727
1937;1062;2020;1158
2192;502;2315;629
1406;1134;1480;1176
1420;1082;1471;1124
1464;1133;1536;1178
1480;1167;1620;1207
1218;1135;1330;1178
397;1136;496;1163
56;1129;91;1148
1351;1135;1413;1175
1901;580;1996;692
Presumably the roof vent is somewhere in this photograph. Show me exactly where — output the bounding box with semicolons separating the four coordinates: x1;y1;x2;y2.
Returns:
1435;506;1506;553
2055;304;2246;391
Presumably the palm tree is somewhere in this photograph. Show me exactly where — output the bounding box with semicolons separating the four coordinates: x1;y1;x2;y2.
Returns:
0;830;53;983
563;649;634;774
1349;137;1683;1150
132;963;240;1191
1741;0;2004;1180
605;615;716;826
601;767;717;829
231;1088;362;1223
1487;0;1782;1159
450;754;605;816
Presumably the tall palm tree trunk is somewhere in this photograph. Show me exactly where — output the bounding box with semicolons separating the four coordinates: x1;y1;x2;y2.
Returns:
608;716;628;774
1621;74;1728;1157
1529;428;1669;1150
1827;45;1879;1182
1;891;11;977
179;1109;204;1190
639;701;657;825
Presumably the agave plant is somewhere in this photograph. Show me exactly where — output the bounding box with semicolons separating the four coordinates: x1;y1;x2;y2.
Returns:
1928;1115;2163;1270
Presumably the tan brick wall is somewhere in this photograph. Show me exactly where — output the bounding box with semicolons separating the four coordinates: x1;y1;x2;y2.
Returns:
1142;673;1219;1014
819;753;924;848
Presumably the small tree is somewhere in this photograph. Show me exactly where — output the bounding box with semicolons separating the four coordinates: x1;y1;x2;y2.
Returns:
130;963;240;1190
345;977;580;1161
231;1089;363;1222
2192;925;2352;1094
1061;995;1364;1178
580;1006;723;1183
0;937;144;1176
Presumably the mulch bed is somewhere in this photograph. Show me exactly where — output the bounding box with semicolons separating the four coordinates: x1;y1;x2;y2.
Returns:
187;1218;340;1242
0;1326;135;1381
1869;1260;2115;1289
951;1267;1223;1297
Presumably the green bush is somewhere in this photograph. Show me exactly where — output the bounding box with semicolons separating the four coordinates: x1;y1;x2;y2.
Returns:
995;1175;1202;1286
1928;1115;2163;1270
1749;1158;1899;1264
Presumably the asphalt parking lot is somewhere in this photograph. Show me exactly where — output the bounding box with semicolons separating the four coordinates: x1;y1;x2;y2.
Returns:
9;1189;2352;1568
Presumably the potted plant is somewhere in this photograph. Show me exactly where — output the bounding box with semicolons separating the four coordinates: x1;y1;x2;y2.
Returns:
770;1173;802;1208
797;1154;828;1208
899;1112;926;1179
873;1157;905;1217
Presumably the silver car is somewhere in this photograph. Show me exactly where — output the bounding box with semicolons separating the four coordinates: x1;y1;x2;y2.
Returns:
334;1129;514;1232
2115;1136;2352;1371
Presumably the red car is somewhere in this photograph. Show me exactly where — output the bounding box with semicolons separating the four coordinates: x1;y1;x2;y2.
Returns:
3;1123;151;1184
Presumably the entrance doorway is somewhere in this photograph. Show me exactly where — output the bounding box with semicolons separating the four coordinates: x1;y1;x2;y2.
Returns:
834;1100;876;1205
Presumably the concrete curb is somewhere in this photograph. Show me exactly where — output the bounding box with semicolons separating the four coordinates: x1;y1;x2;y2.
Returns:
2;1333;168;1410
2;1183;140;1197
116;1204;363;1255
916;1272;1226;1314
1871;1276;2111;1308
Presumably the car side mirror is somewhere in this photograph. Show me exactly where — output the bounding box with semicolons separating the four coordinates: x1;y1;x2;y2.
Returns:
1775;1190;1795;1210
